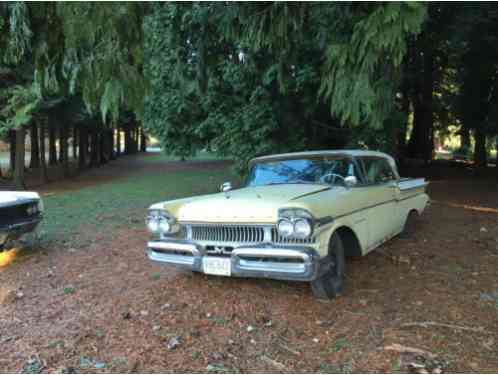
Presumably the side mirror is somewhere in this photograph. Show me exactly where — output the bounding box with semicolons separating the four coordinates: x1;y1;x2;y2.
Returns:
344;176;358;189
220;182;232;192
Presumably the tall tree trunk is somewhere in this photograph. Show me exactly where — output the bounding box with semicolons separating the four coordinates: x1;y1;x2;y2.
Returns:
135;127;139;153
9;130;16;173
129;127;136;154
396;74;410;160
49;124;57;165
124;128;131;155
140;129;147;152
14;128;26;190
99;129;108;165
58;125;64;163
39;120;48;183
29;122;40;169
60;126;69;177
78;126;88;170
133;126;139;153
72;125;78;161
423;47;435;164
474;128;487;168
460;128;471;150
406;39;434;164
90;129;100;167
116;128;121;156
495;138;498;173
109;130;116;160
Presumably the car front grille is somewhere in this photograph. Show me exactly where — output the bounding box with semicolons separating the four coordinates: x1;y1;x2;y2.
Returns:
189;224;266;243
185;224;315;245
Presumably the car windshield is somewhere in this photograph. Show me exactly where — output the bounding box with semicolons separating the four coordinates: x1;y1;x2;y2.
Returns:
246;156;357;187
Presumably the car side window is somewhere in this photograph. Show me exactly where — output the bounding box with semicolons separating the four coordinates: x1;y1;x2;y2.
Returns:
361;157;396;185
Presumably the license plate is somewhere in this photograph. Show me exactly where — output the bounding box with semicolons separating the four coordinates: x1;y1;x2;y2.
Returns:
203;257;231;276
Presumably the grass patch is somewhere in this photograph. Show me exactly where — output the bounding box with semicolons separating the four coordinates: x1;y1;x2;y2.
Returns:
443;263;464;274
208;315;227;326
146;150;226;163
63;286;75;295
318;360;353;374
38;163;233;247
333;337;349;352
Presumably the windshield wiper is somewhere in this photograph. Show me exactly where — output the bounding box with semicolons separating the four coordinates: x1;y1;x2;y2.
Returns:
264;181;318;186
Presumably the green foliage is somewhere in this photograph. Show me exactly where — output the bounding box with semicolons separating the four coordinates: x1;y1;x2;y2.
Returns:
452;5;498;135
0;84;41;134
63;286;75;295
0;2;148;134
143;3;427;173
347;110;406;155
319;3;427;128
57;3;148;122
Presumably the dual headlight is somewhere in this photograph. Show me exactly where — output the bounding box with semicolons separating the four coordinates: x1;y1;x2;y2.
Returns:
26;201;43;216
277;208;314;239
146;210;180;235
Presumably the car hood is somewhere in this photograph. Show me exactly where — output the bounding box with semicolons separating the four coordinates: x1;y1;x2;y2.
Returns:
0;191;40;208
176;184;330;223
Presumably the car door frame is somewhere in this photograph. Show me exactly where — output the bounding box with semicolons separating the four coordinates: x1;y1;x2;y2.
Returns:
355;156;399;251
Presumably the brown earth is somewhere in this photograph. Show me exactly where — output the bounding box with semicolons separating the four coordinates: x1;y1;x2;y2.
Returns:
1;157;497;373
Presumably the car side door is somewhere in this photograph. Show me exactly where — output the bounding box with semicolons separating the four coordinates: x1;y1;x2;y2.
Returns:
357;156;399;250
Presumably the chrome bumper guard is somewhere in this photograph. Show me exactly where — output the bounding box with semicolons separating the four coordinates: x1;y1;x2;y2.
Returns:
147;240;321;281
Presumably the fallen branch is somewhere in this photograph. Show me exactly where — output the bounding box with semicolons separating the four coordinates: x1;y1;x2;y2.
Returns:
277;342;301;356
261;355;286;371
401;321;485;333
384;343;435;358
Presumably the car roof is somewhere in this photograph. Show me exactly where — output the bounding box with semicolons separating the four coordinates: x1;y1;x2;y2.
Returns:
249;149;395;165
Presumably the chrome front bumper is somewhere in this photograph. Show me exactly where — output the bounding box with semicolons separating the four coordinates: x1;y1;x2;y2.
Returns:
146;240;321;281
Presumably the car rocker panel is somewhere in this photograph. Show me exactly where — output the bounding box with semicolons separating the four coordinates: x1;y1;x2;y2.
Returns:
146;150;429;296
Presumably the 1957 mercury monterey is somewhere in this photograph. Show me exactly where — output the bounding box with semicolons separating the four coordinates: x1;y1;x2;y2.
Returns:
0;191;44;251
146;150;428;298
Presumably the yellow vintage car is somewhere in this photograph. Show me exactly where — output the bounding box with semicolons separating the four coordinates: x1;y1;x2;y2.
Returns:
145;150;429;299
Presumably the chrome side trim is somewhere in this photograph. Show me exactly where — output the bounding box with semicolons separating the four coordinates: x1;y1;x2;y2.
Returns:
398;178;428;191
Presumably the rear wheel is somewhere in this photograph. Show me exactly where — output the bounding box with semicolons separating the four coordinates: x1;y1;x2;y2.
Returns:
311;232;345;299
400;210;418;238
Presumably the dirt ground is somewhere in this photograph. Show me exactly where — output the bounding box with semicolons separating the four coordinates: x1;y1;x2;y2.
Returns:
1;156;497;373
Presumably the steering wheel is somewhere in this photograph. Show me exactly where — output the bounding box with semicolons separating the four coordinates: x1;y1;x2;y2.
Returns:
319;173;346;185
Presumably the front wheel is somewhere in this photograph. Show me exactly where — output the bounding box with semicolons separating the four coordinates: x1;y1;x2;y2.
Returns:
311;232;345;299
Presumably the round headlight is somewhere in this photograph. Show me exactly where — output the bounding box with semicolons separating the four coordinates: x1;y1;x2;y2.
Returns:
38;199;44;213
277;219;294;237
158;218;171;233
26;205;38;215
147;217;160;233
294;218;312;238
